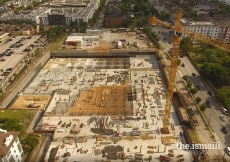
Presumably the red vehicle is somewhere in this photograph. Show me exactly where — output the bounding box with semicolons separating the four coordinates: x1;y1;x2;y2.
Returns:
160;155;171;162
0;59;5;61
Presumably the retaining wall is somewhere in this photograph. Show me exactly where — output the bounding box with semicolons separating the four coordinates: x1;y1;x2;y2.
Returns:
50;49;158;57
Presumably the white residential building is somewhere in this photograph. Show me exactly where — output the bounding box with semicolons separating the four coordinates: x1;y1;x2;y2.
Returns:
0;129;23;162
182;21;230;42
0;0;99;26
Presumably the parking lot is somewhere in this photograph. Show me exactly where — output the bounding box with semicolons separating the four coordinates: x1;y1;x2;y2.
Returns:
0;35;40;73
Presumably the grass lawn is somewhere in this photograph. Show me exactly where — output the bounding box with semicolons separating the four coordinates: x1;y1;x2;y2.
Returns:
188;129;200;144
0;109;37;128
52;33;68;50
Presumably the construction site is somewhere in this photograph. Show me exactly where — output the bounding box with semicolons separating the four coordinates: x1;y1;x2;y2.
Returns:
9;53;193;162
6;25;227;161
1;8;229;161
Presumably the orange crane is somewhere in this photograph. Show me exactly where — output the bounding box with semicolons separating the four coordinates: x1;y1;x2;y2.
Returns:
149;9;230;134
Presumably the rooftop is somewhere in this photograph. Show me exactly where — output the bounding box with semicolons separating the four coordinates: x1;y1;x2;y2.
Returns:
0;131;20;157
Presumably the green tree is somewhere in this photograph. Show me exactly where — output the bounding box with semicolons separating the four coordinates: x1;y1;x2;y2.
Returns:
180;37;193;53
32;1;40;7
187;81;192;89
203;49;218;63
25;5;33;10
182;75;189;82
88;19;93;26
159;11;171;20
2;118;24;132
23;135;39;148
216;88;230;107
200;42;208;51
195;97;202;104
209;10;215;17
141;19;149;26
120;4;126;15
200;103;208;112
39;24;45;34
75;27;79;33
201;63;230;87
190;88;198;94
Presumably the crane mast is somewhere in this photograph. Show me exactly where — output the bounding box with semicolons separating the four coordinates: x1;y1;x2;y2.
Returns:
149;9;230;134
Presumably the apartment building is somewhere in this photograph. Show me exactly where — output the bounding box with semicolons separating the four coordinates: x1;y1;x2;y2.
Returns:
182;20;230;42
0;130;23;162
0;0;99;26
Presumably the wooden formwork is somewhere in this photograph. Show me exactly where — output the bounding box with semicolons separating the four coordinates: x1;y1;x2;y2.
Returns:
68;85;133;116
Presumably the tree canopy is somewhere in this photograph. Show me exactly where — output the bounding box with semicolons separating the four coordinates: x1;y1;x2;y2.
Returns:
24;135;39;148
200;63;230;87
216;88;230;107
2;118;24;132
180;37;193;53
144;27;160;48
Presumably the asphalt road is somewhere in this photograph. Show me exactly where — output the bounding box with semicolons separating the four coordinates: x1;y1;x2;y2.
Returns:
178;57;230;150
151;25;173;51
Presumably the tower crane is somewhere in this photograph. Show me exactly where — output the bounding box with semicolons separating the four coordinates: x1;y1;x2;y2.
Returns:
149;9;230;134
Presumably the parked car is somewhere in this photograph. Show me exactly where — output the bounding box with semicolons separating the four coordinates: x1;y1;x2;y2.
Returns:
206;100;212;108
222;126;228;134
6;68;12;71
196;85;201;90
207;91;214;96
222;107;229;115
199;83;203;87
220;115;226;122
0;59;5;61
225;147;230;156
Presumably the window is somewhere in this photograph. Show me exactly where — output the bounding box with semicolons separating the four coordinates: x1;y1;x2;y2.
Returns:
7;150;11;158
17;143;23;153
9;155;14;162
